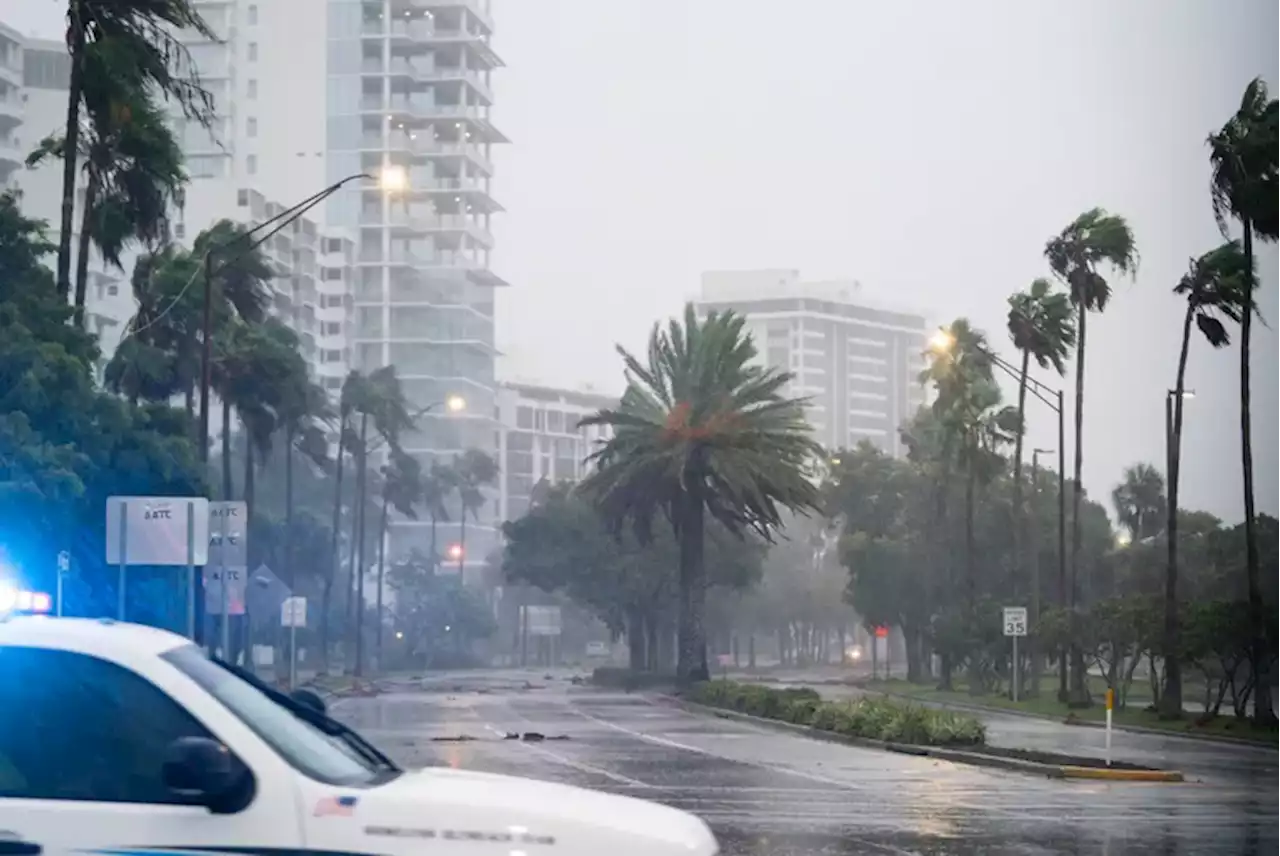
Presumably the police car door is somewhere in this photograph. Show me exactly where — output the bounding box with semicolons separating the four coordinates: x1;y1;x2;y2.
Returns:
0;644;304;856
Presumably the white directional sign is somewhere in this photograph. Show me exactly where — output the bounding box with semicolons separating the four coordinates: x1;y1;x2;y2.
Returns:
106;497;210;566
204;566;247;615
208;501;248;567
281;596;307;628
524;605;562;637
1003;606;1028;637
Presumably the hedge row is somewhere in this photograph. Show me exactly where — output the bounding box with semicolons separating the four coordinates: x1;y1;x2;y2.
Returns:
591;667;678;690
686;680;986;747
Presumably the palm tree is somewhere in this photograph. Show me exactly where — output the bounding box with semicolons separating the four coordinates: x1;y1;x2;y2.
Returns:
275;371;332;591
579;304;823;683
421;461;457;568
1159;241;1249;717
376;449;422;668
1006;279;1075;695
27;38;186;326
1044;208;1138;706
1208;77;1278;727
453;448;499;577
1111;464;1167;545
56;0;215;300
321;370;361;669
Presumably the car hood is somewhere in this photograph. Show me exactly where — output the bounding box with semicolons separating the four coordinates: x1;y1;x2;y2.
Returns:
357;766;717;855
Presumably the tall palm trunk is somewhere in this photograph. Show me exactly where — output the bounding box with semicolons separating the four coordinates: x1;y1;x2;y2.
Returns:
221;399;234;500
1161;305;1195;719
57;18;86;300
964;435;977;604
676;481;708;683
1239;225;1272;725
458;505;467;576
348;414;369;675
375;494;389;671
284;426;295;588
430;512;438;569
1012;348;1035;693
72;168;101;327
320;418;348;670
1067;305;1089;707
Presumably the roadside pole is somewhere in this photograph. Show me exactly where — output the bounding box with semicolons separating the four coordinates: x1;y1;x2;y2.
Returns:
220;511;230;659
1105;687;1114;766
1003;606;1027;703
117;503;129;620
186;504;196;638
55;551;69;617
1012;633;1019;703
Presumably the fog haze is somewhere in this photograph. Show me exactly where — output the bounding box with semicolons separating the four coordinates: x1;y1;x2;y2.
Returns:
11;0;1278;523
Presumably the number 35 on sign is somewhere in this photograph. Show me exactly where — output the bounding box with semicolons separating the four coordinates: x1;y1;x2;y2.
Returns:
1003;606;1028;637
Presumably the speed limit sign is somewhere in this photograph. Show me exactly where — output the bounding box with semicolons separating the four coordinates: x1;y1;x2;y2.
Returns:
1003;606;1028;637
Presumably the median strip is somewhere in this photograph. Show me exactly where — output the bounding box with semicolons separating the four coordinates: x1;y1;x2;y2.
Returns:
677;680;1184;782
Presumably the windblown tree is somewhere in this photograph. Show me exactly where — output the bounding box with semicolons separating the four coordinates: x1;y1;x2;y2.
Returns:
56;0;216;300
1162;240;1248;717
28;36;187;326
1207;77;1279;727
1006;277;1075;680
1044;208;1138;706
452;448;499;576
579;304;823;683
1111;464;1167;545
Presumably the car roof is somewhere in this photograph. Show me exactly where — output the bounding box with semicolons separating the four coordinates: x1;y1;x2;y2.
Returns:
0;615;191;662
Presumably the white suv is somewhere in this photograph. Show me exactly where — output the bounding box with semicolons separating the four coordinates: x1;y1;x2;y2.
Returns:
0;616;717;856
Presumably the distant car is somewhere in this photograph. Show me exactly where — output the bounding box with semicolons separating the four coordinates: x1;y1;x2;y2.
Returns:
0;615;719;856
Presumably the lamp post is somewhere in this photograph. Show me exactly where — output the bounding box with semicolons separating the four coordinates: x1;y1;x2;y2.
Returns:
1030;447;1053;695
930;328;1067;699
197;169;404;645
198;167;407;466
1163;387;1195;715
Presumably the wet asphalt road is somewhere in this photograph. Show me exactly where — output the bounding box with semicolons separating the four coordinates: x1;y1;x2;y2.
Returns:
332;672;1277;856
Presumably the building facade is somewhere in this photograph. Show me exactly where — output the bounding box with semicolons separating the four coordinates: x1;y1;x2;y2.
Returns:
495;381;616;525
696;270;929;457
0;22;22;190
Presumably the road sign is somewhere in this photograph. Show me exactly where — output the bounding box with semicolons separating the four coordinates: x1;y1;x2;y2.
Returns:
57;551;69;573
106;497;210;566
524;605;562;637
1002;606;1028;637
208;501;248;567
204;566;247;615
281;596;307;628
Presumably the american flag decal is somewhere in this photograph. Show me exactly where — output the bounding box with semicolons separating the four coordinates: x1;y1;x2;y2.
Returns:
314;795;359;817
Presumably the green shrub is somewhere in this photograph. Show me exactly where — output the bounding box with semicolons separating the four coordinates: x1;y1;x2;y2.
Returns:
687;680;985;747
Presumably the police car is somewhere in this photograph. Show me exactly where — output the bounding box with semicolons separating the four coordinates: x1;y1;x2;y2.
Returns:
0;615;719;856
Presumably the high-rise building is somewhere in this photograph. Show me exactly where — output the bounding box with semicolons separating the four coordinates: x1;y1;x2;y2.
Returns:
696;270;929;457
495;381;616;524
0;22;22;190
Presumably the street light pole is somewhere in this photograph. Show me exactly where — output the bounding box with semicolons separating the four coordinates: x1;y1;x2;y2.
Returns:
932;330;1069;700
1162;387;1194;716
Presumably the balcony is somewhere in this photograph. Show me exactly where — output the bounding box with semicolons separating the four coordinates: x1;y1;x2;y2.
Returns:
408;0;495;35
363;209;495;247
416;67;494;105
0;90;21;129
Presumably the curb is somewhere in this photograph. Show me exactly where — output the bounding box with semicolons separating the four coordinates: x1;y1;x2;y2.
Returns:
663;697;1184;782
858;687;1275;751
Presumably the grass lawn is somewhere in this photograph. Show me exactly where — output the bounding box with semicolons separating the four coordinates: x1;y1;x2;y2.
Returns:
866;678;1279;746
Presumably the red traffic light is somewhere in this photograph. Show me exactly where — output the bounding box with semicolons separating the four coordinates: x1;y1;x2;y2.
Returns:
873;626;889;638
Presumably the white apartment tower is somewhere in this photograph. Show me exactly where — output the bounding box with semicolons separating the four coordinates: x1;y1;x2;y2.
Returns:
696;270;929;457
0;22;21;190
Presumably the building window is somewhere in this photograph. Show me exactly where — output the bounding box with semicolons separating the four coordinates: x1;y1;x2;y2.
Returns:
247;79;257;98
246;154;257;174
322;267;343;281
237;189;249;206
324;322;342;335
248;42;258;61
174;223;185;240
515;407;534;430
534;410;546;431
322;349;342;363
247;4;258;25
247;116;257;137
325;238;343;253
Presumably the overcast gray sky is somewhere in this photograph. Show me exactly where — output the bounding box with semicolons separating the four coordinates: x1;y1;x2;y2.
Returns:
12;0;1279;524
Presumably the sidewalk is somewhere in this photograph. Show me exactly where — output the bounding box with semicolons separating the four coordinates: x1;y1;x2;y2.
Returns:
787;680;1277;785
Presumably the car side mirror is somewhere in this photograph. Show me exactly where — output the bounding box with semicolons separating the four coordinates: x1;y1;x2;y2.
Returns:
162;736;250;813
291;688;327;715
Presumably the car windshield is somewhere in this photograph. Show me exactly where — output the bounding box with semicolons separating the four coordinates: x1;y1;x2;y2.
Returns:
163;644;383;787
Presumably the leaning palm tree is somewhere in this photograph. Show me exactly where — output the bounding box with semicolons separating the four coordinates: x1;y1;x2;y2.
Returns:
1044;208;1138;706
579;304;823;683
452;448;499;577
421;461;457;568
1160;241;1249;717
1006;279;1075;695
56;0;216;300
275;370;332;590
1208;77;1279;727
376;449;422;668
28;37;187;326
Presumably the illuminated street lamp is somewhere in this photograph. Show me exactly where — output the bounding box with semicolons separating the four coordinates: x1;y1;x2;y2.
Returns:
929;328;955;352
